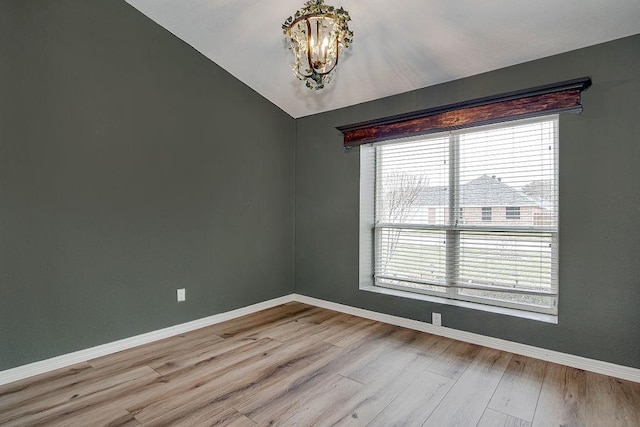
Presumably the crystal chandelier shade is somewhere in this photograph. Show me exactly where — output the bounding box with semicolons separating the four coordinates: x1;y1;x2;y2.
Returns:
282;0;353;90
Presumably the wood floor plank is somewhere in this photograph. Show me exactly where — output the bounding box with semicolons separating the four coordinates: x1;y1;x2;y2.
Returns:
222;340;344;414
322;317;380;347
130;338;332;424
585;371;640;427
150;335;276;375
327;343;445;426
257;316;330;342
84;337;282;423
367;370;454;427
208;303;315;339
1;366;158;426
88;323;223;371
235;322;408;423
235;369;337;425
275;314;373;345
531;363;586;427
274;374;363;427
286;305;344;325
124;338;284;419
142;340;344;426
140;401;255;427
90;334;225;373
425;339;482;379
339;328;449;384
46;403;140;427
488;354;547;422
3;304;639;426
0;363;94;411
423;347;513;426
248;309;360;347
478;408;532;427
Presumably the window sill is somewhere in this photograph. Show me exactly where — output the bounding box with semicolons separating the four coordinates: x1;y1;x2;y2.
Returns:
360;284;558;324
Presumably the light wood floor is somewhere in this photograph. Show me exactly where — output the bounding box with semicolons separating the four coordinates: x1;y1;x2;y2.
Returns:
1;302;639;426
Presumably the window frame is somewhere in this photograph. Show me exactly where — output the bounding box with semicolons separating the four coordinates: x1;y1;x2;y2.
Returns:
365;115;559;316
481;207;492;221
506;206;521;220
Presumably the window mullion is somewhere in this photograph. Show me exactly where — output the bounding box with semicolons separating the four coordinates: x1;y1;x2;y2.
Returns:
446;133;460;298
369;116;559;316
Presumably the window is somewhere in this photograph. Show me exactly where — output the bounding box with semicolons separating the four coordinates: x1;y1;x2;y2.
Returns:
506;206;520;220
481;207;492;221
369;116;558;315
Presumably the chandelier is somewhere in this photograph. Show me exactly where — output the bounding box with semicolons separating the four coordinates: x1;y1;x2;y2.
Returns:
282;0;353;90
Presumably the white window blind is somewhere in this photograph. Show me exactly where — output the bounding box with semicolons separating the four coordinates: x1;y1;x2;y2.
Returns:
374;116;558;314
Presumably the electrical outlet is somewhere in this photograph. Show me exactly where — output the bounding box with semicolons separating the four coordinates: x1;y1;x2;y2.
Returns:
177;288;186;302
432;312;441;326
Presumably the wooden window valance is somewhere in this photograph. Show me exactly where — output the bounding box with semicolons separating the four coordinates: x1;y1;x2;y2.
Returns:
337;77;592;149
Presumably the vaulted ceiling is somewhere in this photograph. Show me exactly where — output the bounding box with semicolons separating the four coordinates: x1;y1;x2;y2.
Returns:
126;0;640;118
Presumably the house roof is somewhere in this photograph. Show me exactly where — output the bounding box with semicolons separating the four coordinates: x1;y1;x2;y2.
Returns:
418;175;541;208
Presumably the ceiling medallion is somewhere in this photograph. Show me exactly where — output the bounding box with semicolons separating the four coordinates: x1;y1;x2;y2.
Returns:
282;0;353;90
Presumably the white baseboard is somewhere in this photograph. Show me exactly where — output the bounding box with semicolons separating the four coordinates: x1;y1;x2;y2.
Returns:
291;294;640;383
0;295;296;387
2;292;638;387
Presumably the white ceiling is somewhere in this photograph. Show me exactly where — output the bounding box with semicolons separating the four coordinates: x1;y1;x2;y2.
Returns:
126;0;640;118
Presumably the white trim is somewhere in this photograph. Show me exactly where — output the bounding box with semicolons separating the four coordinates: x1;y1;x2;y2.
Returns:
0;295;295;387
2;293;639;387
361;284;558;323
291;294;640;383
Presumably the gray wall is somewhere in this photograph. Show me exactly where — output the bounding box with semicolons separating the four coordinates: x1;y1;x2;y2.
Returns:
1;0;638;373
0;0;294;370
295;34;640;368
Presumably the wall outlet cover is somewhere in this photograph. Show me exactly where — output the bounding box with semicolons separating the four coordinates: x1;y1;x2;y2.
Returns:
432;312;442;326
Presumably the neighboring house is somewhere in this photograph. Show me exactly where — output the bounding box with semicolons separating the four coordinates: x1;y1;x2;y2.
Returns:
415;175;553;226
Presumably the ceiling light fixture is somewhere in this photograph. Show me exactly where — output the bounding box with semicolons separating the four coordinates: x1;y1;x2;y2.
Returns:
282;0;353;90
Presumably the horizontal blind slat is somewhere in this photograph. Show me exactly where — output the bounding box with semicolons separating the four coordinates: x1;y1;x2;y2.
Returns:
374;115;559;314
